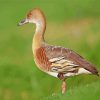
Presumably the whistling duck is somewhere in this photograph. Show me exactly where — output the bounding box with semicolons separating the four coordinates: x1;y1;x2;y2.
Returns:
18;8;99;94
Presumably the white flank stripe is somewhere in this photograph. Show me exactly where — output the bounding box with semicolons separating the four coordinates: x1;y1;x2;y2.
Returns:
78;68;91;74
47;72;58;78
56;59;68;64
64;68;91;77
47;68;91;78
49;57;64;62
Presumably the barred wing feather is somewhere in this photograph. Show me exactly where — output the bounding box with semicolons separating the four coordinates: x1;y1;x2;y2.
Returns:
45;45;98;76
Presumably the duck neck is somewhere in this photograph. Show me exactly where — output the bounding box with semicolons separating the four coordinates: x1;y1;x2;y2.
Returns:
32;19;46;53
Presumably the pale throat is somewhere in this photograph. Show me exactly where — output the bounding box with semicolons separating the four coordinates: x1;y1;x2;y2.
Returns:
35;21;43;33
32;19;46;54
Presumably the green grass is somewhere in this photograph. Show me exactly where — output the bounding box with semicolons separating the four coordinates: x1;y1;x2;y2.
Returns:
41;82;100;100
0;0;100;100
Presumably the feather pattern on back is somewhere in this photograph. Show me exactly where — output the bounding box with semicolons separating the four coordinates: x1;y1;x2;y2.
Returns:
43;44;99;76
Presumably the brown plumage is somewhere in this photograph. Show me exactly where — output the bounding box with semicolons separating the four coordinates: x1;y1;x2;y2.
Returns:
44;45;99;76
35;47;51;71
18;8;99;94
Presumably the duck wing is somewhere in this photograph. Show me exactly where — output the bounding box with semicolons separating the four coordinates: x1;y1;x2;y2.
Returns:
45;45;99;76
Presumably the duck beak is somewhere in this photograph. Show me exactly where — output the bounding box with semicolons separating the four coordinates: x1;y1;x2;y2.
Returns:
18;18;28;26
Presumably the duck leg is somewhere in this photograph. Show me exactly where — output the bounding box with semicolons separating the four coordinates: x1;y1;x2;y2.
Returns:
61;80;66;94
57;73;67;94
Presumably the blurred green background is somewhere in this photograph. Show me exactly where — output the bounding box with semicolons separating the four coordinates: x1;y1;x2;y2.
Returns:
0;0;100;100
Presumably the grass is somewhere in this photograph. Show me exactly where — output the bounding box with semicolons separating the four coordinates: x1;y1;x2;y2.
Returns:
0;0;100;100
41;82;100;100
